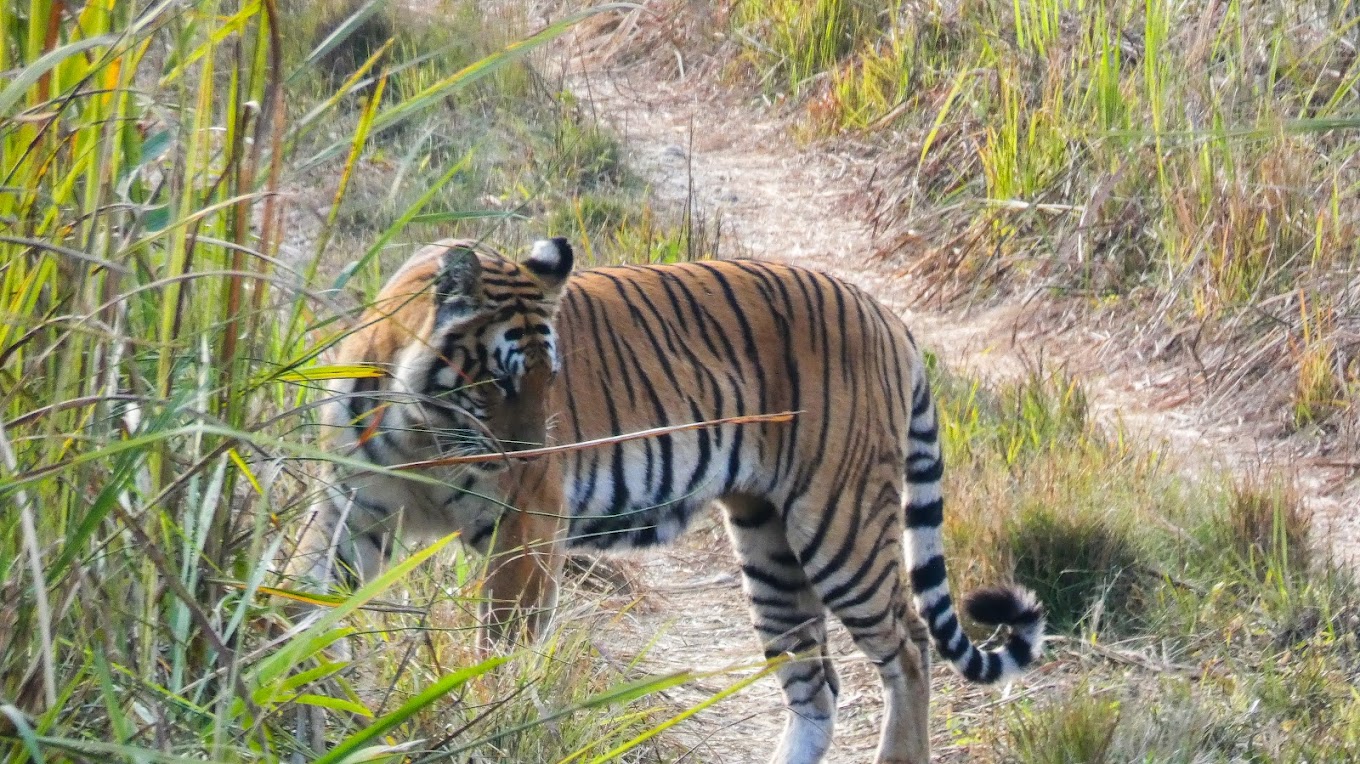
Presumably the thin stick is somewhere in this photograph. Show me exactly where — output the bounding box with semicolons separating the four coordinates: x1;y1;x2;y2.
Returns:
0;419;56;710
394;411;799;471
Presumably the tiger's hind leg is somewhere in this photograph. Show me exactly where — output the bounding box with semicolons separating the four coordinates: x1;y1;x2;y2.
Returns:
723;496;839;764
794;489;931;764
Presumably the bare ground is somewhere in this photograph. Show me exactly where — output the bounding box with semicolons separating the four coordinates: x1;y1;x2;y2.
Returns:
560;30;1360;764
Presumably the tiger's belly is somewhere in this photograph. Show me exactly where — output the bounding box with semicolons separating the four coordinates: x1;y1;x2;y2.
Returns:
561;430;755;551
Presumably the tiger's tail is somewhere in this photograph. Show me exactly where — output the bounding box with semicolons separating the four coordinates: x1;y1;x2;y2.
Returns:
903;361;1045;684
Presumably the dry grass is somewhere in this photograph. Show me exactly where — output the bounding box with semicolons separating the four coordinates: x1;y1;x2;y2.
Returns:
704;0;1360;449
927;360;1360;762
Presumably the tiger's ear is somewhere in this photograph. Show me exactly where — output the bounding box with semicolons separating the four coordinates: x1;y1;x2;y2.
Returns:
525;237;574;297
434;246;484;322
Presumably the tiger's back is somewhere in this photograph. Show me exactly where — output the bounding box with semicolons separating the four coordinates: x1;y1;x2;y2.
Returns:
555;260;915;549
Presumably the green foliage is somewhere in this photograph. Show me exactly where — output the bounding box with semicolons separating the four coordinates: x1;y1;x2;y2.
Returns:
0;1;709;759
733;0;889;96
1214;476;1313;582
278;1;645;290
1009;506;1141;633
934;369;1144;632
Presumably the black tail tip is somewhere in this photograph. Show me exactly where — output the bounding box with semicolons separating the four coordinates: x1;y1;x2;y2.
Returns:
964;585;1044;627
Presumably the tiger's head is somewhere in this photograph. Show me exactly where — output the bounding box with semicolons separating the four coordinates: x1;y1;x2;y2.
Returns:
383;238;574;468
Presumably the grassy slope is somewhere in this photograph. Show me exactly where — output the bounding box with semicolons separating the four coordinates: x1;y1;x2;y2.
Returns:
727;0;1358;435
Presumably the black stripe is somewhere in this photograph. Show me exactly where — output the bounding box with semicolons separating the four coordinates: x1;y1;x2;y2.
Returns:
964;649;986;681
821;551;897;611
575;294;635;527
905;497;944;528
580;290;638;411
781;272;836;507
781;665;826;687
741;564;806;593
806;478;872;586
753;610;820;630
795;430;869;562
912;381;931;417
923;596;952;623
749;593;802;610
686;399;714;495
723;422;744;492
871;642;904;666
559;299;588;443
906;457;944;484
734;262;803;486
609;274;686;503
816;510;896;605
694;263;767;413
630;524;660;547
788;680;831;707
838;607;892;630
728;499;777;528
910;556;947;593
669;269;744;383
909;421;938;440
935;616;967;660
467;520;498;548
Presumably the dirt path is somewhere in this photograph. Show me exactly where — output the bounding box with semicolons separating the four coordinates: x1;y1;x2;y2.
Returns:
563;30;1356;764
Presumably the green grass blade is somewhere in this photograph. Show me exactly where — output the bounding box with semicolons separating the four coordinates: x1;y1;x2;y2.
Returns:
578;659;785;764
290;0;387;84
27;738;229;764
249;532;460;687
0;705;43;764
295;4;636;173
314;656;509;764
0;34;117;114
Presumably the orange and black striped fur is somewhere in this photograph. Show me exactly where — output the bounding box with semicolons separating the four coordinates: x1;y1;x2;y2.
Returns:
298;238;1044;764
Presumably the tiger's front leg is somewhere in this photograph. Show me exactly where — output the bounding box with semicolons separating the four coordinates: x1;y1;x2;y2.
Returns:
478;511;564;653
477;463;566;654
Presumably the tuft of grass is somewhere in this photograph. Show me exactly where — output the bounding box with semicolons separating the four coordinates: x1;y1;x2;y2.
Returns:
302;0;398;91
285;0;652;292
1217;474;1313;581
1289;290;1347;429
931;366;1149;634
732;0;887;97
1007;685;1120;764
1008;505;1141;634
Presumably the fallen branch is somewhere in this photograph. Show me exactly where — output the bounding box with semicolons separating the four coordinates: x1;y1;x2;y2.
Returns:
393;411;800;471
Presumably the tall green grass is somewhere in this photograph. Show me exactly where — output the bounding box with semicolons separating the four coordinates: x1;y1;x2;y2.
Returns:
0;1;714;759
732;0;885;94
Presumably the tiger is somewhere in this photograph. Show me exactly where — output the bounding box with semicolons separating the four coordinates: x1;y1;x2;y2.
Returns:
294;237;1045;764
